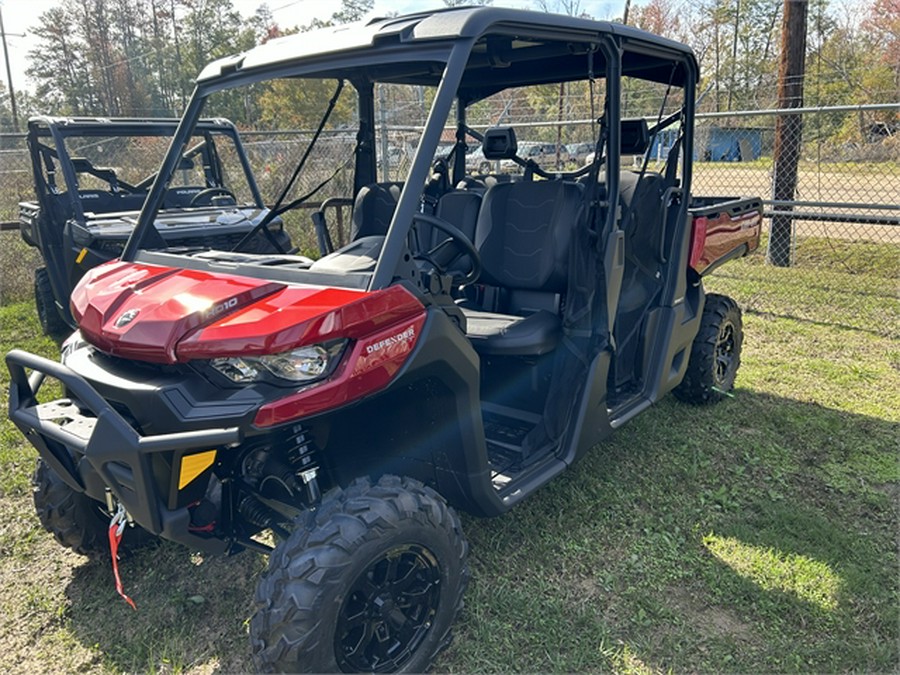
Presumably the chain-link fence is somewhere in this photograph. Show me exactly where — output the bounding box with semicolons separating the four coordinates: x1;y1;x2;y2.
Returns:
689;104;899;337
2;103;898;334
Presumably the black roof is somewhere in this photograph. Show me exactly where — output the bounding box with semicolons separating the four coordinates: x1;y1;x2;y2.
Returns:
197;7;698;91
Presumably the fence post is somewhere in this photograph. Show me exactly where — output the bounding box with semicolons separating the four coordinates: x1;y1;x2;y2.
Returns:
768;0;808;267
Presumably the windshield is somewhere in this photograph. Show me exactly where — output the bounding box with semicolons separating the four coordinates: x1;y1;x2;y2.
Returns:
138;73;448;261
38;123;259;214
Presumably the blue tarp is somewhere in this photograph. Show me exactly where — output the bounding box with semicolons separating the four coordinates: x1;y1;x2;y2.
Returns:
650;126;763;162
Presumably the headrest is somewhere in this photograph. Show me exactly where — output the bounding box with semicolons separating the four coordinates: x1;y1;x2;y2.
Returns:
620;118;649;155
482;127;518;160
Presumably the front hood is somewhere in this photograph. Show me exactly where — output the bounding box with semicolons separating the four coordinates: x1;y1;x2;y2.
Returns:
71;261;424;364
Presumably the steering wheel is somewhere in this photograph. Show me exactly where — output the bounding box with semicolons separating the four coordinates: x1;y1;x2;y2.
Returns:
411;213;481;287
190;186;235;207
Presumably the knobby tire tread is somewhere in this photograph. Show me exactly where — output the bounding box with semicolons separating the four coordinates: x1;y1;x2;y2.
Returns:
250;475;469;673
32;459;156;559
673;293;742;405
34;267;70;342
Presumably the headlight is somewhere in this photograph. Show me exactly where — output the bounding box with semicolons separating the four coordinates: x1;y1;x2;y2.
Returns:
210;340;346;385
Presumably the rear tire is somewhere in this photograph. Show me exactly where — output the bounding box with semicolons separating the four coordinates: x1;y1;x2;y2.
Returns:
34;267;71;342
250;475;469;673
674;293;743;404
33;459;156;559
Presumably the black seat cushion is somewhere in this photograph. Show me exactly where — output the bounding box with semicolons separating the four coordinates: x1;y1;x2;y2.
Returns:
435;190;481;244
463;308;560;356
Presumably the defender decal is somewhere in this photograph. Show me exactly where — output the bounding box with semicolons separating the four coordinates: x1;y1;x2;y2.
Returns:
364;326;416;355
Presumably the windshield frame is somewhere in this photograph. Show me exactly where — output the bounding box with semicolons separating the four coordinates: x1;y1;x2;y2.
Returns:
122;43;456;268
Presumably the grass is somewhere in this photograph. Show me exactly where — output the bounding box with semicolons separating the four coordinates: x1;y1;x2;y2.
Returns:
706;234;899;340
0;244;898;673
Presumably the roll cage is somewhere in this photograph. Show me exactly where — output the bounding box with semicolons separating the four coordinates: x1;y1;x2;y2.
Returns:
123;7;698;295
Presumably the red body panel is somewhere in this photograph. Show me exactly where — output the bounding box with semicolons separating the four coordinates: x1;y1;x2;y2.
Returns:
689;208;761;274
70;261;425;366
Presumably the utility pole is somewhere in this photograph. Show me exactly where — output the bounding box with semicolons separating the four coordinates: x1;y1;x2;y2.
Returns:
170;0;185;108
0;4;22;132
727;0;741;111
768;0;808;267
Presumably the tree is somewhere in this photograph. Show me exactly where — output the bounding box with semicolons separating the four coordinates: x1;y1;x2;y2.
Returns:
0;81;12;132
331;0;373;24
26;5;95;114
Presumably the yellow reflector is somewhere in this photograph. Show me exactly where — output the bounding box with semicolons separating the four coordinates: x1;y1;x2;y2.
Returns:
179;450;217;490
75;248;88;264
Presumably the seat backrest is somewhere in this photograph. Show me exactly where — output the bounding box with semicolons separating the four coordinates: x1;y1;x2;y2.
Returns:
435;190;482;245
618;170;666;254
350;181;404;240
474;180;582;307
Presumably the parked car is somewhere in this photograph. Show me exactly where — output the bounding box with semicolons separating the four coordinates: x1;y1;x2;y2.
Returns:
568;141;595;164
8;7;762;673
465;144;494;173
503;141;569;171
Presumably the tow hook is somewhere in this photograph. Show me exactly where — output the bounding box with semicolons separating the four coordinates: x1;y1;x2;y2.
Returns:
106;492;137;610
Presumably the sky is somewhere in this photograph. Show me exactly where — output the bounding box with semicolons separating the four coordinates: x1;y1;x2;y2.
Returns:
0;0;626;95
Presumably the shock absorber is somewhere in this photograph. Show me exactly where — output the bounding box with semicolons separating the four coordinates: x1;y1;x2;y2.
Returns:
284;424;322;505
238;494;289;540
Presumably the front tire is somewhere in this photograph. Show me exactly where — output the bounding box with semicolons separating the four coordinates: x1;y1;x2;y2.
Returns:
674;293;743;404
250;475;469;673
33;459;156;559
34;267;71;342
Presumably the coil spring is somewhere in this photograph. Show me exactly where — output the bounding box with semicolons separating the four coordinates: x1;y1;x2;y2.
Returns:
238;494;275;529
284;424;321;504
285;425;316;473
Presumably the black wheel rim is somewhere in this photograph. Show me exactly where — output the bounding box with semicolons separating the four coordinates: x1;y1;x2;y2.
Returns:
335;544;441;673
714;321;736;384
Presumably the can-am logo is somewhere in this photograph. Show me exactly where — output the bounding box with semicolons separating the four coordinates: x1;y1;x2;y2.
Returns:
114;308;140;328
203;297;238;318
365;326;416;355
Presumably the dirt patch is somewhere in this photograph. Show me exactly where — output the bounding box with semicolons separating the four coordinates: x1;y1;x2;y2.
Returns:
693;167;900;244
668;586;757;644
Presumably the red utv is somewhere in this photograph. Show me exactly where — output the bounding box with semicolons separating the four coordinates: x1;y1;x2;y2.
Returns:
7;7;760;672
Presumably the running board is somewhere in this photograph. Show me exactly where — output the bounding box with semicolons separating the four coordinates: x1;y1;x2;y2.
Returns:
608;395;653;429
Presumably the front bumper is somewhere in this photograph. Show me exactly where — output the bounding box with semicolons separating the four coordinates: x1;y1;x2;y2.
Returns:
6;349;240;553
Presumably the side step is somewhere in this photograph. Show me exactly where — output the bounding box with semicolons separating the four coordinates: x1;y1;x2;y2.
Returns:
481;402;543;490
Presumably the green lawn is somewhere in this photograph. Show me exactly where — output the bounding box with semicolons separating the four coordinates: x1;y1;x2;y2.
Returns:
0;253;897;672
